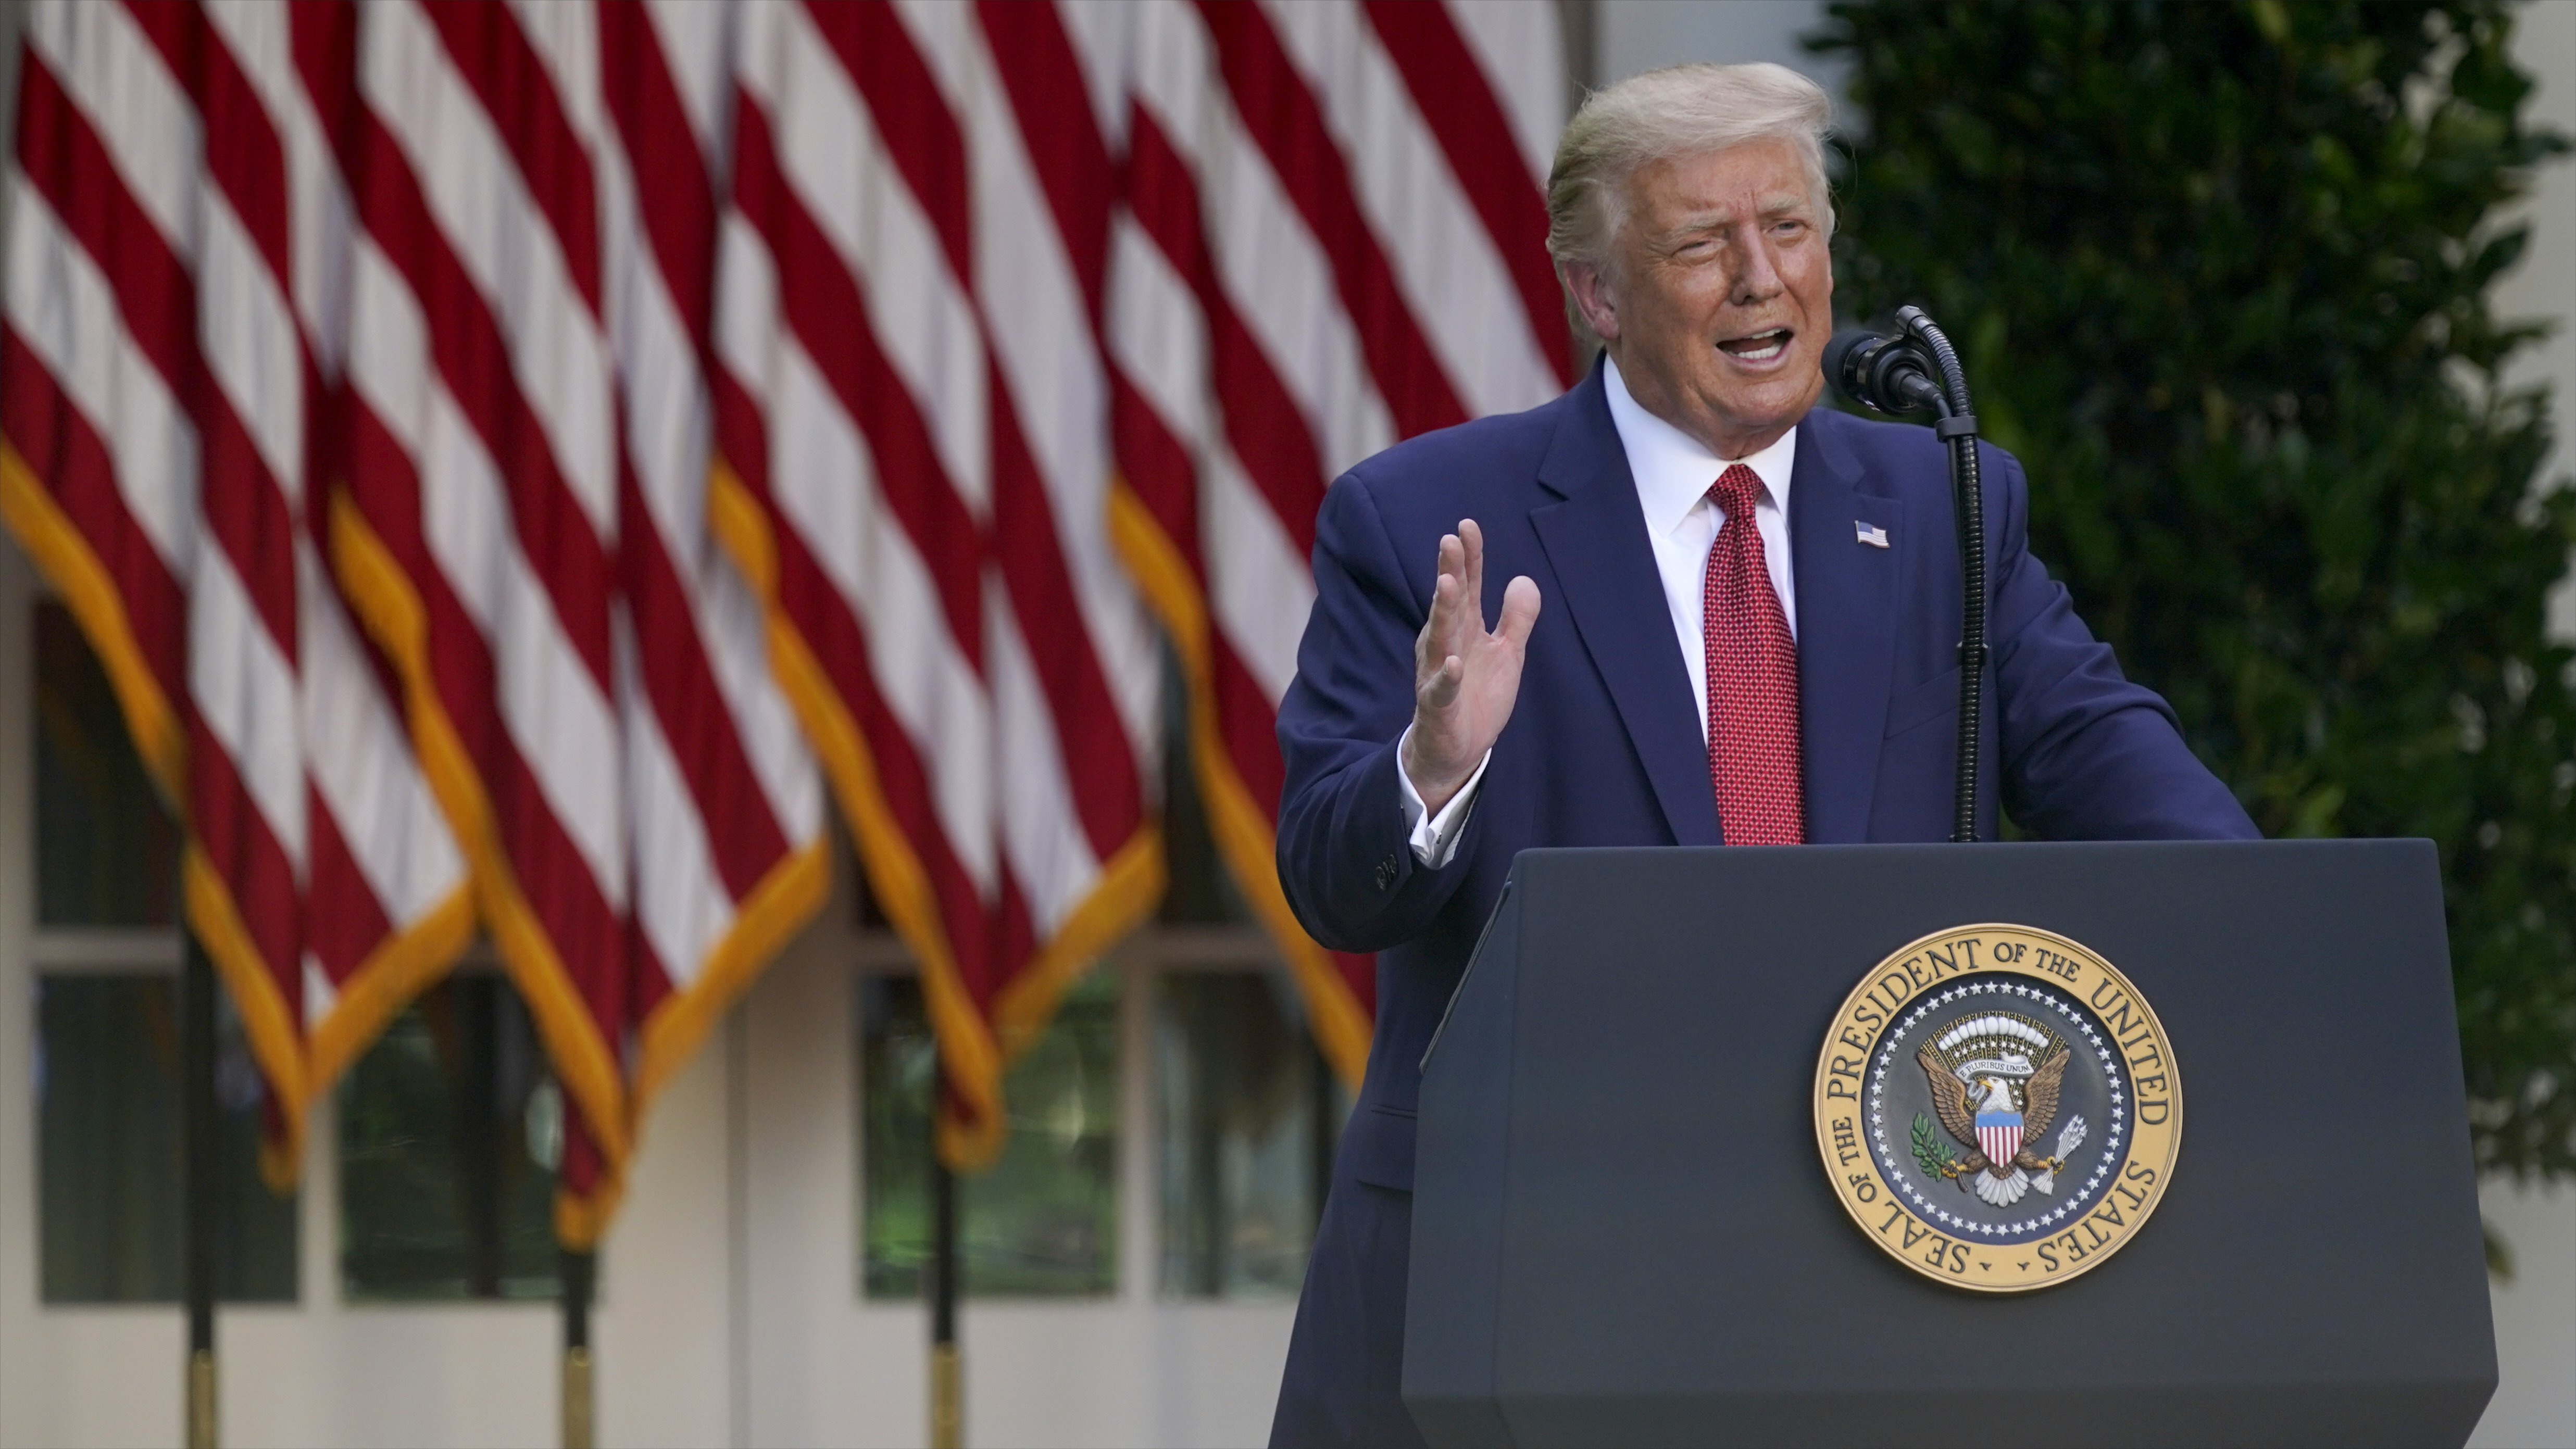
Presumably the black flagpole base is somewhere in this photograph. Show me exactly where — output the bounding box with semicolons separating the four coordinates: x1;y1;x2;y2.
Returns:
561;1248;595;1449
930;1117;962;1448
182;934;220;1449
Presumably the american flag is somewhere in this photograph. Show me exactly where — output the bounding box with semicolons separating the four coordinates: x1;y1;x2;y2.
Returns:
2;0;1565;1212
1;0;483;1191
1102;0;1570;1083
708;0;1167;1169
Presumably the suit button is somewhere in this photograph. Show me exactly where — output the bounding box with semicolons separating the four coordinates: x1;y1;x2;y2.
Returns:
1375;857;1397;890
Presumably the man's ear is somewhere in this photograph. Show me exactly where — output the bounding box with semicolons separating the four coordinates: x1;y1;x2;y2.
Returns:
1560;260;1620;344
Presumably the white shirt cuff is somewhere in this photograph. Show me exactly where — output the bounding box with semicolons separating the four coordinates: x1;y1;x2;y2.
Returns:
1396;724;1490;868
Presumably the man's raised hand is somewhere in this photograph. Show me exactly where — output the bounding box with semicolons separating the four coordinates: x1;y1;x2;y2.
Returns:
1403;519;1541;816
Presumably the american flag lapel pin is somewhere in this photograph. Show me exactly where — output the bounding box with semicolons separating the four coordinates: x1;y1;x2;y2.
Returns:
1856;520;1890;548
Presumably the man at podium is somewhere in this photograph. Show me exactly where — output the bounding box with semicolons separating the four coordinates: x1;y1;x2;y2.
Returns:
1267;62;2257;1449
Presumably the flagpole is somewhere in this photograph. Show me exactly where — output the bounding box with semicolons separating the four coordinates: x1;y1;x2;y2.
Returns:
929;1084;961;1449
181;930;219;1449
561;1248;595;1449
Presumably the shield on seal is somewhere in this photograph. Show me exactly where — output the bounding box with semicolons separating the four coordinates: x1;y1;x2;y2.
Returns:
1977;1111;2023;1166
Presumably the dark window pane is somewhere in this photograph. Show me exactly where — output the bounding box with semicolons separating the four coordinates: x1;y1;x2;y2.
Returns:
861;971;1120;1297
33;602;180;927
1157;971;1343;1298
36;974;298;1303
1159;647;1251;925
337;976;561;1300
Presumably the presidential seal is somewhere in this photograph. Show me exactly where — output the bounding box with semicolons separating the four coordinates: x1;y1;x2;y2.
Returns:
1811;924;2181;1292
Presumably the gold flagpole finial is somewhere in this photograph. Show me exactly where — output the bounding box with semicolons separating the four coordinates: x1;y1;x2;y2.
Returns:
186;1348;218;1449
931;1342;963;1449
562;1347;594;1449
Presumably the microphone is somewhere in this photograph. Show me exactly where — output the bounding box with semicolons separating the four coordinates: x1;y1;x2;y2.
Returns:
1824;327;1946;416
1829;308;1991;843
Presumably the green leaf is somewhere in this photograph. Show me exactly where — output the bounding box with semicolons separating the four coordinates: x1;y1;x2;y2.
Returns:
1912;1114;1960;1177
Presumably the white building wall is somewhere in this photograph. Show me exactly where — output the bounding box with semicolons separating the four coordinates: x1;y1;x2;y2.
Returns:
735;923;1294;1449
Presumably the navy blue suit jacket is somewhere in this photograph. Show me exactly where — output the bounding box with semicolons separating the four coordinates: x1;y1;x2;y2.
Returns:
1266;364;2257;1447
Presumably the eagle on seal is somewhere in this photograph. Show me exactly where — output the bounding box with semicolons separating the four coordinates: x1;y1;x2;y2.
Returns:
1919;1041;2079;1207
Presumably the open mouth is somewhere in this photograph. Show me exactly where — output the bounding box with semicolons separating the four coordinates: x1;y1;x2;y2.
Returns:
1719;328;1793;363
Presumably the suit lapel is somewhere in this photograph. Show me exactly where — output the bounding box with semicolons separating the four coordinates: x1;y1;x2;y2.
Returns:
1790;410;1900;843
1529;370;1719;847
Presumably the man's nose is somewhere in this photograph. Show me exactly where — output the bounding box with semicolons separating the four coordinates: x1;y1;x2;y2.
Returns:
1731;229;1785;305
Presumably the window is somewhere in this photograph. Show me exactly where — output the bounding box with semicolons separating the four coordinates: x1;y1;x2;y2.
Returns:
854;667;1347;1302
33;601;179;928
33;597;562;1305
859;969;1122;1297
1156;970;1341;1298
337;974;563;1300
33;601;293;1304
1146;679;1344;1297
36;974;299;1302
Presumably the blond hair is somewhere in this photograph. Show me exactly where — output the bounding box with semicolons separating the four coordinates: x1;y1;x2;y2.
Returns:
1546;62;1836;272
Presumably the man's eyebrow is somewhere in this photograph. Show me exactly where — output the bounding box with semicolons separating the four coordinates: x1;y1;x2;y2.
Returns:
1653;215;1728;241
1650;194;1813;241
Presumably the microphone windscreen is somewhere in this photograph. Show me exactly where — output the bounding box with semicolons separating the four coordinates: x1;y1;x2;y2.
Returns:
1823;328;1884;401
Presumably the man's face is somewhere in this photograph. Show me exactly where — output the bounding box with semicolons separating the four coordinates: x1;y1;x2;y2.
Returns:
1572;138;1833;459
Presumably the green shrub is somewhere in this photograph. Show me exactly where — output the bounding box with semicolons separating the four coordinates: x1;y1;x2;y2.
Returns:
1812;0;2574;1177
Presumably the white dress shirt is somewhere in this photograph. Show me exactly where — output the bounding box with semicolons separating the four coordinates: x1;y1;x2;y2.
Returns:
1398;356;1800;865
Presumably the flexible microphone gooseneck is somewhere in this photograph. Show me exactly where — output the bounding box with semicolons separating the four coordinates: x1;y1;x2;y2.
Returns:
1825;312;1987;843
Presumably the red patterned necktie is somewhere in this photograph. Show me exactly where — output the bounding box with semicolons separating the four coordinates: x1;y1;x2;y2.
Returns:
1704;464;1803;844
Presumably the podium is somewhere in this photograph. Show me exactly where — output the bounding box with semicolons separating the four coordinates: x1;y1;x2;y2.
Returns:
1404;840;2496;1448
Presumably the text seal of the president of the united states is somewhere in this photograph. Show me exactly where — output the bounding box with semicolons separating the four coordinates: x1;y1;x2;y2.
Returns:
1812;924;2182;1291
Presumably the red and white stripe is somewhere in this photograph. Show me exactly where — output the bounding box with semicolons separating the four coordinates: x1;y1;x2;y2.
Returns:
1;0;476;1177
5;0;204;830
591;0;827;1116
332;0;639;1229
1979;1120;2024;1167
199;0;473;1097
1083;0;1564;1081
4;0;836;1233
710;0;1159;1168
3;0;1568;1194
